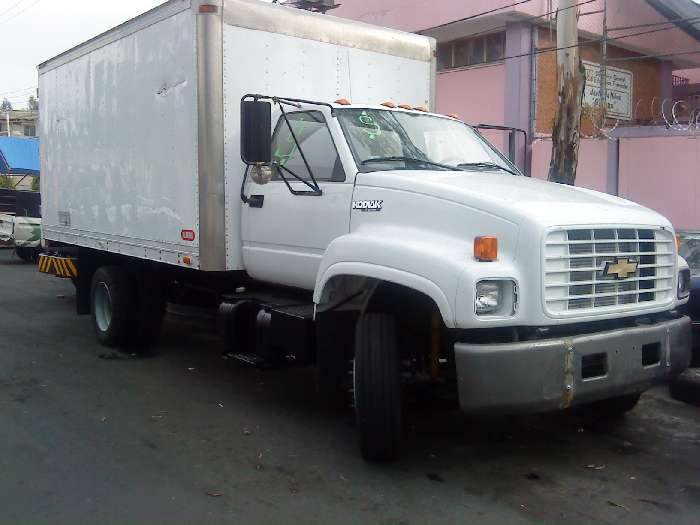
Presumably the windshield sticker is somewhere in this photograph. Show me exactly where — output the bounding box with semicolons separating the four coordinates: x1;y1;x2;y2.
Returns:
352;200;383;212
358;111;381;140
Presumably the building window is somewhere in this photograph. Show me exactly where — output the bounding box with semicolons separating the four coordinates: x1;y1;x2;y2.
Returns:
24;125;35;137
437;32;505;71
0;122;5;133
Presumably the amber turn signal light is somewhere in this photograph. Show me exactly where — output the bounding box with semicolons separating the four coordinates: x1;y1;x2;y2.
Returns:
474;236;498;262
676;234;682;251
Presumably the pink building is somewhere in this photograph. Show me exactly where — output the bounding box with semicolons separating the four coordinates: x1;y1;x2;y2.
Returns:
332;0;700;231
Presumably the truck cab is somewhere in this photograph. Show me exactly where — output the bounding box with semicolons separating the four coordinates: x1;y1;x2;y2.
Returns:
238;96;691;460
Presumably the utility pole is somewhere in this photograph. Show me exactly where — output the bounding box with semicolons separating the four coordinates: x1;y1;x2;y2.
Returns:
5;110;9;137
548;0;586;185
600;0;607;123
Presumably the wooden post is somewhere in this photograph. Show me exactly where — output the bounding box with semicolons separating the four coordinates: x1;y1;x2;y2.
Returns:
548;0;586;185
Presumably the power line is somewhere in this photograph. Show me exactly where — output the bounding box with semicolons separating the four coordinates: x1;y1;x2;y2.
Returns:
608;50;700;63
0;0;41;27
0;85;36;97
431;0;700;68
422;0;535;33
0;0;26;19
456;0;598;41
608;15;700;32
490;18;700;64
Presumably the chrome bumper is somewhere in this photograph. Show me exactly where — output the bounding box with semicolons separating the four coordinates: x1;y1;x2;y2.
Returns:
454;316;691;413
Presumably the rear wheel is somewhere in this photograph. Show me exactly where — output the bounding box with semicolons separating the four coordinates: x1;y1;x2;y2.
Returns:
15;246;39;262
91;266;134;348
128;269;166;351
354;312;402;462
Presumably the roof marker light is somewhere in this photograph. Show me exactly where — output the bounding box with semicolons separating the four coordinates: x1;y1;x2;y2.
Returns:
334;98;351;105
413;105;428;112
381;100;397;108
447;113;461;119
398;103;412;110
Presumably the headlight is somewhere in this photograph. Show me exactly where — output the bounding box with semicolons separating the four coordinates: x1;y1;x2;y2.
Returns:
678;268;691;299
475;279;517;316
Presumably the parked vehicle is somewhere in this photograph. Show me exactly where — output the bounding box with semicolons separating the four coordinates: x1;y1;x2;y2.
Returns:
677;233;700;365
38;0;692;461
0;188;41;262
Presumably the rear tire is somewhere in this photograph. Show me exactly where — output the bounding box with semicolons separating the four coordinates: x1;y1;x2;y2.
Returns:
15;246;39;262
91;266;134;348
354;312;401;462
128;269;166;351
590;393;641;417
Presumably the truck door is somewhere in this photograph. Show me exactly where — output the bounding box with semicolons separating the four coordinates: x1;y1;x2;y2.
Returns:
241;109;352;290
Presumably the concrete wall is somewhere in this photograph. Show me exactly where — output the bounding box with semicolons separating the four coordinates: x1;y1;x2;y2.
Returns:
531;138;612;192
531;135;700;231
436;64;507;152
619;135;700;230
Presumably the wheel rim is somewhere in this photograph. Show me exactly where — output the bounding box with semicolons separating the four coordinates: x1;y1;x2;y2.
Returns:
94;282;113;332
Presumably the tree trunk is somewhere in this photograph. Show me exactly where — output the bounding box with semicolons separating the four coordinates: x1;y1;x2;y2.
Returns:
548;0;586;186
548;59;586;185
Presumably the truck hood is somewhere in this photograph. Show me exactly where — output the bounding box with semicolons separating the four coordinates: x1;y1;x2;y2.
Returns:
355;170;672;228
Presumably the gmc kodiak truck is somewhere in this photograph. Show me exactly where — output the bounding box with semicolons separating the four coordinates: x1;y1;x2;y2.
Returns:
38;0;691;461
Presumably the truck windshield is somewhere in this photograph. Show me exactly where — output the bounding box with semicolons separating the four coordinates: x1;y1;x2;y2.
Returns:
336;108;520;175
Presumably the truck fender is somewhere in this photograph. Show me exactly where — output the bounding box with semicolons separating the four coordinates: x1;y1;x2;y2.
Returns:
314;261;455;328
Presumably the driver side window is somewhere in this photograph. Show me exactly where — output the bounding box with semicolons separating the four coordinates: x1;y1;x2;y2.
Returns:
271;111;345;182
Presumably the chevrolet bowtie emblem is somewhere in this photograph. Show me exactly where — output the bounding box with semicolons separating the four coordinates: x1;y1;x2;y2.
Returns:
603;258;639;279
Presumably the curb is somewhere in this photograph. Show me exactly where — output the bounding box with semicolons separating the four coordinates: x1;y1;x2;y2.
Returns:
669;368;700;406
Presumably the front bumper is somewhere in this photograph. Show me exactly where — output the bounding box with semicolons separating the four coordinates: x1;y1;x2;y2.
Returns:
454;316;691;413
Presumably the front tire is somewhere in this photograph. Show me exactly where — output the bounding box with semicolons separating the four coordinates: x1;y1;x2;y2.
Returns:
91;266;134;348
590;393;641;417
354;313;402;462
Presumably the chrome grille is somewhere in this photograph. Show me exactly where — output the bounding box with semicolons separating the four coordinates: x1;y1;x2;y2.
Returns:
544;228;675;315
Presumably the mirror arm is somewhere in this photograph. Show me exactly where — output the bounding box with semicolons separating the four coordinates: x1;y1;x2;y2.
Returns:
240;164;250;204
278;103;322;195
276;164;322;196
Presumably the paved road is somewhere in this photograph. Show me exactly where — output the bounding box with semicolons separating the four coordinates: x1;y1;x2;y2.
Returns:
1;248;700;525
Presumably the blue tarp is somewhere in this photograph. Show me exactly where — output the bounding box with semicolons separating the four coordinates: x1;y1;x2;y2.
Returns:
0;137;39;176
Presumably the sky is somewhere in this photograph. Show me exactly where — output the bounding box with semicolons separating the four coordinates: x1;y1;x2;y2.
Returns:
1;0;164;109
1;0;699;108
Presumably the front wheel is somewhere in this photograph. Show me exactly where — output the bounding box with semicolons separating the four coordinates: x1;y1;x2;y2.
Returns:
589;393;641;417
354;312;402;462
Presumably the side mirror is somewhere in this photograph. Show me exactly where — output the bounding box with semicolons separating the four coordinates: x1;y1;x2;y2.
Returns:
241;99;272;165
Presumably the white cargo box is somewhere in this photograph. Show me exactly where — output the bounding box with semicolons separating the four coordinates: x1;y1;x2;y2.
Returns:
39;0;434;271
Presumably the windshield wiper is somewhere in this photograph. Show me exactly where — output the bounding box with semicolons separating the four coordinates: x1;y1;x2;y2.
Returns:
361;156;461;171
457;162;520;176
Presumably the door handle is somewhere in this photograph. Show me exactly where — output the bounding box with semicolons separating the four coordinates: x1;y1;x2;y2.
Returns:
248;194;264;208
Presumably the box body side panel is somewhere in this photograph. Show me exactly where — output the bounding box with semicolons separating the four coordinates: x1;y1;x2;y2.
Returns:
40;8;201;268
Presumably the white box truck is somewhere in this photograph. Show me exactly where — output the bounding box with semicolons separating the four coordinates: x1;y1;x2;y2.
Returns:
38;0;692;461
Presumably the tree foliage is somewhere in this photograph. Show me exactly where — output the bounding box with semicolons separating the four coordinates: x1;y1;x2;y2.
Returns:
27;96;38;111
0;98;12;112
